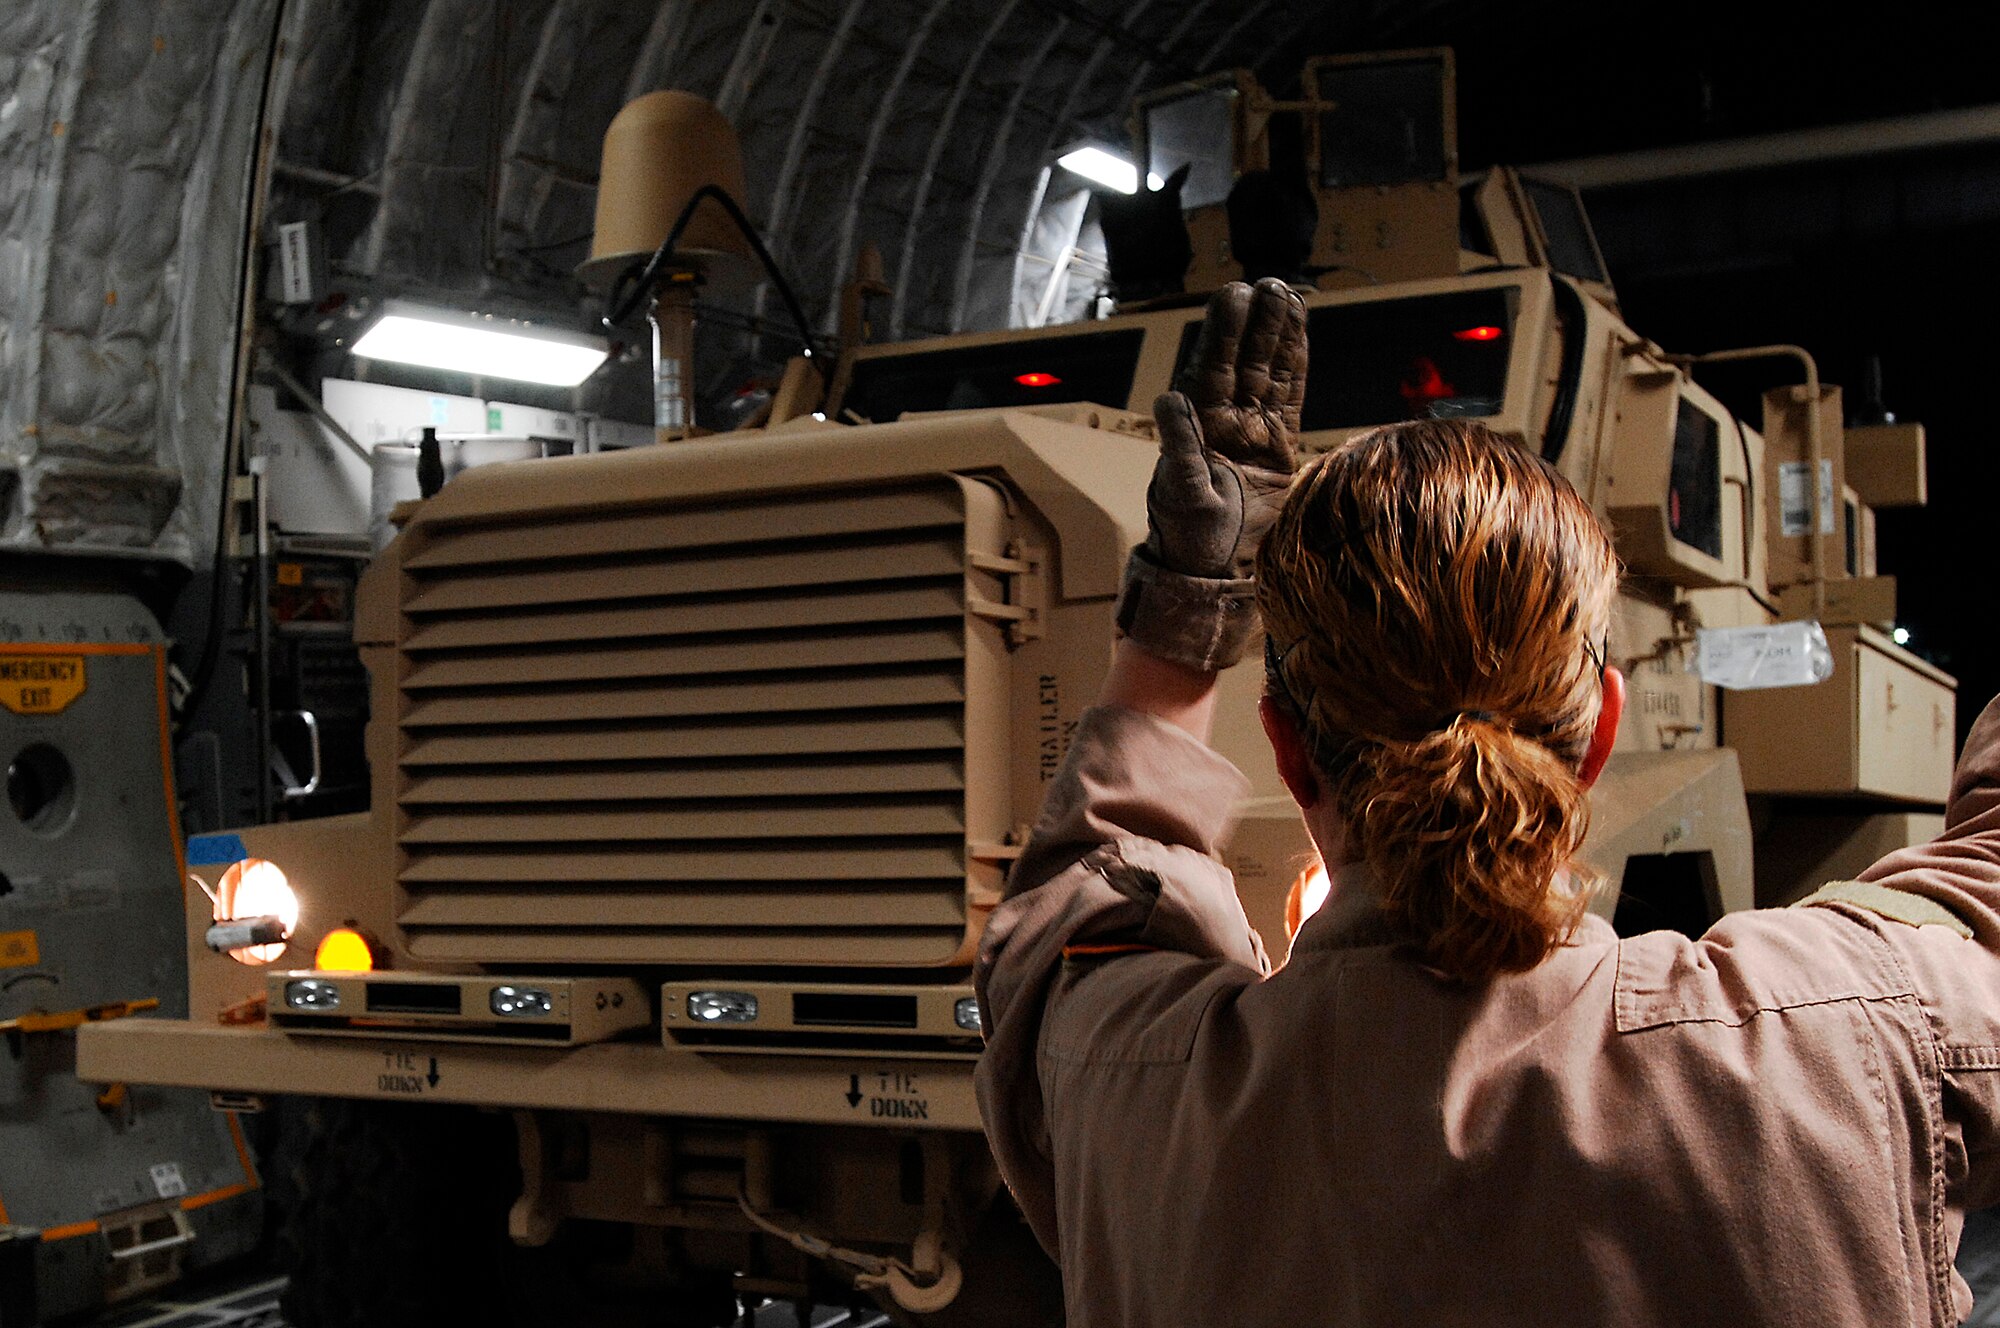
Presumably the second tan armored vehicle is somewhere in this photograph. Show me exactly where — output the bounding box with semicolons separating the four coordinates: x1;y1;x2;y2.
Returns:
79;49;1952;1326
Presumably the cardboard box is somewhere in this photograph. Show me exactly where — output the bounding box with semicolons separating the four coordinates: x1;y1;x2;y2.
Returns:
1686;585;1776;632
1777;575;1895;628
1761;384;1845;588
1839;484;1877;577
1844;421;1927;509
1725;623;1954;803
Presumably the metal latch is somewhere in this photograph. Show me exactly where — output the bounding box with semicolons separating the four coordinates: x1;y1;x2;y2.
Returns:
966;543;1044;646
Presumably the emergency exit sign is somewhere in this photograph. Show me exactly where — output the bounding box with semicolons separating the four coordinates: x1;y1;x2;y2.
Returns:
0;654;86;715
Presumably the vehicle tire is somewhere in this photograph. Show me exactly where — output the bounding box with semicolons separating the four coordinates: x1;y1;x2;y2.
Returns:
251;1095;316;1267
276;1098;518;1328
502;1219;741;1328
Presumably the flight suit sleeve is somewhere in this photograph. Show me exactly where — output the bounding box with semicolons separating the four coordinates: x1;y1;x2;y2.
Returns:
1831;694;2000;1208
972;704;1267;1245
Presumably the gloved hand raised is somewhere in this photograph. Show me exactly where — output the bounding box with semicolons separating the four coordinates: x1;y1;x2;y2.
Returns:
1116;277;1308;671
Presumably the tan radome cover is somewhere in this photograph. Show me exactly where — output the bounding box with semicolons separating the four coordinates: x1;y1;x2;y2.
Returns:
583;91;752;288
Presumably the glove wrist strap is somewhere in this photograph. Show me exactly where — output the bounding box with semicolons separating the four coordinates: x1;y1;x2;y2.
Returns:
1114;546;1258;673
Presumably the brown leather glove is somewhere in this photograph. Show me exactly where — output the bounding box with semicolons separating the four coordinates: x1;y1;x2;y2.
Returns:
1116;277;1308;671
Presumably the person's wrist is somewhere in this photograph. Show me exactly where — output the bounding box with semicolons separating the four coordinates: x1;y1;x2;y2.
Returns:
1114;547;1259;673
1100;638;1222;737
1114;636;1222;690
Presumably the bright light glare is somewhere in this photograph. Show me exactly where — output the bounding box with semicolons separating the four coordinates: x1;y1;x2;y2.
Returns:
1893;626;1912;646
314;927;375;972
1298;865;1331;923
1284;861;1332;946
1058;146;1153;194
217;858;299;964
352;309;608;386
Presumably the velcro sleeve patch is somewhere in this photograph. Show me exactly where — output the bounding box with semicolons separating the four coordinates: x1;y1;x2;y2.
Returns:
1796;879;1975;939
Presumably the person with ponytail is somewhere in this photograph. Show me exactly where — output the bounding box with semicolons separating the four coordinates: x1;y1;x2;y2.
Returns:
1255;417;1624;984
977;277;2000;1326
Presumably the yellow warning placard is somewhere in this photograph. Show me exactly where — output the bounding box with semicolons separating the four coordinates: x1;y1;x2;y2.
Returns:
0;654;86;715
0;930;40;969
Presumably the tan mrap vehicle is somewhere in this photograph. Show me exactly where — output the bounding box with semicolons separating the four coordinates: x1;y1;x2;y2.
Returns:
78;49;1955;1327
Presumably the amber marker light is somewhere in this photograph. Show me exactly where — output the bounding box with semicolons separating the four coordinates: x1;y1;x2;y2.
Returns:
1452;325;1504;342
1014;371;1061;387
314;927;375;973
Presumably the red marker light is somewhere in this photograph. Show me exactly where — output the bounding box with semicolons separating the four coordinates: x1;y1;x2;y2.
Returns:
1452;325;1504;342
1014;371;1062;387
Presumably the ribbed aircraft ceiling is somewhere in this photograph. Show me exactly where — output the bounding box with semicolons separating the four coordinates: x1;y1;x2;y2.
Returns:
5;0;1991;568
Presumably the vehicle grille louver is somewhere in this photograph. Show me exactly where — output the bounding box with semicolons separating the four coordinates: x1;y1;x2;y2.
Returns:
393;478;1009;967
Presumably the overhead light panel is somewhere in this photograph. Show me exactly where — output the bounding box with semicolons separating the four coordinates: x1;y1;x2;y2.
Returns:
352;301;610;387
1057;146;1164;195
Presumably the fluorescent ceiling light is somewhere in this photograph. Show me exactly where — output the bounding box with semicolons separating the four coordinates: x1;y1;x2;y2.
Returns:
352;302;609;387
1057;146;1163;194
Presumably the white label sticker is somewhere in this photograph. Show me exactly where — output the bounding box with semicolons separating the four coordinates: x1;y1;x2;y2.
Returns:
149;1161;188;1199
1778;459;1836;537
1693;621;1835;691
277;221;313;304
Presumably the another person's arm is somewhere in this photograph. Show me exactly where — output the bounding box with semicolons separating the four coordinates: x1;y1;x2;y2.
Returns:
1814;696;2000;1207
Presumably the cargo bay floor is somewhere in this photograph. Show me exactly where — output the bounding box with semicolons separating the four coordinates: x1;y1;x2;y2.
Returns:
82;1273;892;1328
80;1211;2000;1327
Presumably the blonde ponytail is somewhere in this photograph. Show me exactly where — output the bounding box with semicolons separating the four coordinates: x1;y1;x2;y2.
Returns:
1257;420;1619;983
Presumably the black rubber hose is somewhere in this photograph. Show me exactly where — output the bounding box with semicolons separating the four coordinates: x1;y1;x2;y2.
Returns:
602;183;827;382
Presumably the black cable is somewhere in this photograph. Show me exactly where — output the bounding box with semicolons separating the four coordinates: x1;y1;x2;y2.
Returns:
181;3;290;722
602;184;827;381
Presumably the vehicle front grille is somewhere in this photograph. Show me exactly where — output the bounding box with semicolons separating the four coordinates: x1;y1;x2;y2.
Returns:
392;477;1007;967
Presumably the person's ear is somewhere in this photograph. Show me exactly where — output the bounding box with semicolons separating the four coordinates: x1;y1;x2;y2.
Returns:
1260;695;1321;810
1578;665;1625;789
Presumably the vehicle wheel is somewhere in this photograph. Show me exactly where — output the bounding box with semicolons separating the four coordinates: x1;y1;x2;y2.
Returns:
502;1220;741;1328
250;1095;316;1265
276;1098;518;1328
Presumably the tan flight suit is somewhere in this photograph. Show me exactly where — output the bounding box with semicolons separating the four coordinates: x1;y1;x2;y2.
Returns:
975;697;2000;1326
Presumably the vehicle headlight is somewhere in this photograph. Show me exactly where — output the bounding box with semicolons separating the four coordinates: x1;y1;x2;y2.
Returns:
214;859;299;965
686;991;758;1024
284;978;341;1011
490;986;554;1017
